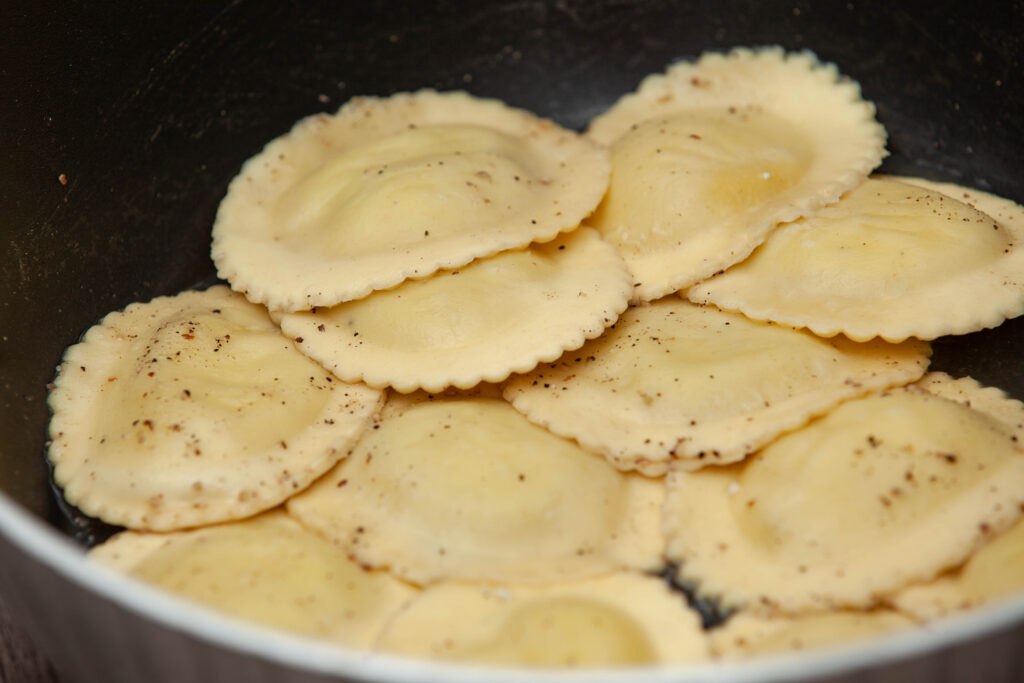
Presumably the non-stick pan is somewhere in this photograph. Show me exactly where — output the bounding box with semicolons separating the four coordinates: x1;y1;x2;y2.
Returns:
2;1;1023;681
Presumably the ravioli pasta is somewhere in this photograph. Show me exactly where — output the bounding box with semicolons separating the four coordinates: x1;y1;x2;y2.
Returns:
375;573;708;666
894;518;1024;620
212;90;610;311
48;286;383;531
504;298;930;475
663;373;1024;613
50;49;1024;669
90;510;415;647
709;610;917;659
586;47;886;301
286;392;665;585
276;227;631;393
689;177;1024;341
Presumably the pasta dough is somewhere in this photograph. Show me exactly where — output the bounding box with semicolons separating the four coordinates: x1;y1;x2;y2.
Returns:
275;227;631;393
375;573;708;666
709;610;916;659
664;374;1024;613
287;392;664;584
47;286;383;531
90;510;415;646
587;47;886;301
689;177;1024;341
505;299;930;474
212;90;610;311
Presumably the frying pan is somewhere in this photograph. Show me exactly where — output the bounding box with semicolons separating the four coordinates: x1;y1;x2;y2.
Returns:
2;1;1023;681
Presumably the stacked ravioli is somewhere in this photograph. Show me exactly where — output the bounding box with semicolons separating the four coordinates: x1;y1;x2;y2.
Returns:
47;46;1024;669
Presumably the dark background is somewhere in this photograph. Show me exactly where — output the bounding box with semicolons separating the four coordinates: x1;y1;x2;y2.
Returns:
2;0;1022;525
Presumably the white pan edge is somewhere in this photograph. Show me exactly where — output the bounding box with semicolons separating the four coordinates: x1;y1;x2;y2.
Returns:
2;488;1023;683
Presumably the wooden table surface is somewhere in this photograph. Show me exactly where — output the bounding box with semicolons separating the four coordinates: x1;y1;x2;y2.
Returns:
0;597;60;683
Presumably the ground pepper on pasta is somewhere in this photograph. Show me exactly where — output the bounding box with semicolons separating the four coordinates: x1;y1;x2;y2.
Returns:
40;48;1024;668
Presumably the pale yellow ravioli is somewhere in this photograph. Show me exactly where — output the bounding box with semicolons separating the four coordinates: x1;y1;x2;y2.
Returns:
47;286;383;531
689;177;1024;342
275;227;631;393
504;299;930;475
89;510;416;646
664;373;1024;614
586;47;886;301
212;90;610;311
375;573;708;666
894;514;1024;621
709;610;917;659
287;393;664;585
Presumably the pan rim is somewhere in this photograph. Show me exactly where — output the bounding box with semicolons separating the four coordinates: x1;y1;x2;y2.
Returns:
2;489;1024;682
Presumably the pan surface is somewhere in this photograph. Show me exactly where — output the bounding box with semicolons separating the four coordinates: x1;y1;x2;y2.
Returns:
1;1;1022;681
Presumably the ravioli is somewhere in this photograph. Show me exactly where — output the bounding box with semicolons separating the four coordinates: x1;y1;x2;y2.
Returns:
89;510;416;646
212;89;610;312
893;518;1024;620
709;610;916;659
586;47;886;301
892;374;1024;619
275;227;631;393
664;373;1024;613
689;177;1024;342
504;299;930;475
286;393;664;584
47;286;383;531
45;49;1024;669
374;573;708;666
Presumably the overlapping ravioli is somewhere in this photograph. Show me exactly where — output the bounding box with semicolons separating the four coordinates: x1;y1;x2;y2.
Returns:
212;90;610;312
894;505;1024;617
287;393;664;584
47;286;383;531
275;227;631;393
894;518;1024;621
689;177;1024;342
664;373;1024;614
89;510;416;646
585;47;886;301
374;573;708;666
709;610;916;659
504;299;930;475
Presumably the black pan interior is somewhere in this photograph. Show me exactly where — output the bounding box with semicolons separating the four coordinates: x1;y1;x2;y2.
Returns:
2;0;1022;530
